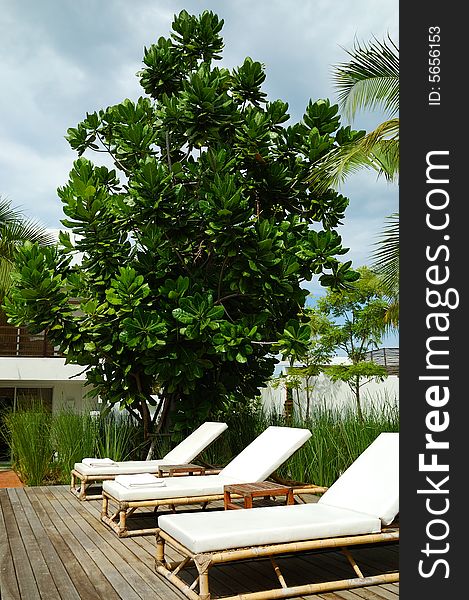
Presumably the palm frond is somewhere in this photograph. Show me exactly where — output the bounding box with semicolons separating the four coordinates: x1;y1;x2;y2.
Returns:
0;196;56;253
371;213;399;297
383;299;399;329
333;35;399;120
308;119;399;192
0;197;25;224
0;259;15;302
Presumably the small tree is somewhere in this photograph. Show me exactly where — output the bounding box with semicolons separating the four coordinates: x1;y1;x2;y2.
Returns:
5;10;360;443
275;311;334;419
315;267;389;419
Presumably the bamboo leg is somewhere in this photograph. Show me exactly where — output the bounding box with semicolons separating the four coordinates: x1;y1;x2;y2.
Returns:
119;509;127;534
195;555;212;600
101;494;109;518
341;547;364;578
155;535;165;566
79;479;87;500
198;570;210;600
270;557;287;588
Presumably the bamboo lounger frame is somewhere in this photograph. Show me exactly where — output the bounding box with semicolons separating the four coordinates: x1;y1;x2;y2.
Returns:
71;466;221;501
100;484;327;538
155;526;399;600
70;421;229;501
71;470;118;501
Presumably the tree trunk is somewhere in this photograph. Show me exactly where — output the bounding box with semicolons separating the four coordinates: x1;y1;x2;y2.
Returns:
284;386;293;422
140;398;152;441
354;376;364;421
144;392;178;460
305;376;311;421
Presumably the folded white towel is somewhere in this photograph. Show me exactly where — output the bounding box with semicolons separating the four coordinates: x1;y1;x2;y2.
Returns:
82;458;117;466
115;473;166;488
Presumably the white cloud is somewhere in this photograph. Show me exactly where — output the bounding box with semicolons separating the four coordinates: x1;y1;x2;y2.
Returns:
0;137;72;226
0;0;399;285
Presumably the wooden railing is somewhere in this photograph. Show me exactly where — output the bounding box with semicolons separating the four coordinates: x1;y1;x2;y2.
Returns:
364;347;399;375
0;326;61;357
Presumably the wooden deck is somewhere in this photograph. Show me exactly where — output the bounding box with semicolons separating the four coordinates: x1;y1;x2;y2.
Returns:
0;485;399;600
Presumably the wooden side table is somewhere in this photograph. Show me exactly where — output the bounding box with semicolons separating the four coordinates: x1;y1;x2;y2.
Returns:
157;463;206;477
223;481;294;510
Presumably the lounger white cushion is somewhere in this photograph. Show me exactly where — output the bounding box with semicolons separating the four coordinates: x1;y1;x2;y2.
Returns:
74;459;175;476
157;432;399;553
103;472;239;501
102;426;312;501
114;474;166;487
158;503;381;553
73;421;228;476
82;458;117;466
318;432;399;525
214;425;312;482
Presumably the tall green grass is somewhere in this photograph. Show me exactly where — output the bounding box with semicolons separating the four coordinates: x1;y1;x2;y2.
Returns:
3;407;53;486
95;411;142;463
200;398;269;466
276;399;399;486
2;393;398;487
203;396;399;487
50;411;97;483
2;409;143;485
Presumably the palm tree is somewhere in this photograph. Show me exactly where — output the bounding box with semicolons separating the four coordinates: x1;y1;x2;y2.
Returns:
0;196;55;302
310;35;399;325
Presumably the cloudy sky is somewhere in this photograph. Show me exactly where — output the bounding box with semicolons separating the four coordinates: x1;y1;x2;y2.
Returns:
1;0;399;342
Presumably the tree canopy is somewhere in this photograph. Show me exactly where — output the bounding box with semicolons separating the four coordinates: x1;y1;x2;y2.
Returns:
5;10;362;441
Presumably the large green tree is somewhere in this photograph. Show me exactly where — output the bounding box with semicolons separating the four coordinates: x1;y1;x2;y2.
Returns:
5;10;361;442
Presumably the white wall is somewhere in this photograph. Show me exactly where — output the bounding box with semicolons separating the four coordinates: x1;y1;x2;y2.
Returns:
260;372;399;415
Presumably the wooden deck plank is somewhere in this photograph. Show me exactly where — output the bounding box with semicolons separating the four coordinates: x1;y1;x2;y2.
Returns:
0;484;398;600
30;486;124;600
6;488;62;600
44;485;158;600
295;546;399;600
48;488;186;600
51;485;183;600
13;489;81;600
0;490;21;600
25;488;100;600
0;488;41;600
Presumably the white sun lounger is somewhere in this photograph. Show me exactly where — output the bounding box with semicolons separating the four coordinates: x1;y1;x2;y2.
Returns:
101;425;318;537
70;421;228;500
155;432;399;600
